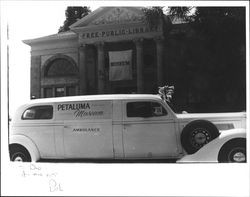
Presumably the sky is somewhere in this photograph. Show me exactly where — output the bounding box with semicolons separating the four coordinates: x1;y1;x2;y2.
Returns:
4;3;69;115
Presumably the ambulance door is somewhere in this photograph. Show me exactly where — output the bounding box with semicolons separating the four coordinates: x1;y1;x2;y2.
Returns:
122;100;179;158
56;100;114;159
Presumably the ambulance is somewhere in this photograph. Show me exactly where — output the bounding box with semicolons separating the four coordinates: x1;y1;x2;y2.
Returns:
9;94;246;162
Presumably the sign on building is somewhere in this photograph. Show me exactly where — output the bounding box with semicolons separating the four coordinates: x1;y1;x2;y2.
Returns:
109;50;133;81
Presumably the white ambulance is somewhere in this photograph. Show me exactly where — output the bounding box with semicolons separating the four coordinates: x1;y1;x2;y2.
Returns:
9;94;246;162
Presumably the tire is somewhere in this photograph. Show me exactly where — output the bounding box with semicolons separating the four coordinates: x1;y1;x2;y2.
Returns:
181;120;220;154
9;145;31;162
218;138;246;163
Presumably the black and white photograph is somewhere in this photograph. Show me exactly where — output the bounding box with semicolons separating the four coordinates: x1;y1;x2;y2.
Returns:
1;1;249;196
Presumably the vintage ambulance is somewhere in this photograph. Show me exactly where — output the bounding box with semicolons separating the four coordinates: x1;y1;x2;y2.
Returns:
9;94;246;163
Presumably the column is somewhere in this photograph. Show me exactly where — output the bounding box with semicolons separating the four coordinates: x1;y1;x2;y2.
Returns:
96;42;105;94
75;85;79;95
64;85;67;96
52;87;55;97
134;38;144;93
155;36;164;86
79;44;87;95
41;87;44;98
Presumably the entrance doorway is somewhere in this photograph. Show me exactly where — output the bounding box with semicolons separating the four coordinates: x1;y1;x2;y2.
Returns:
114;86;137;94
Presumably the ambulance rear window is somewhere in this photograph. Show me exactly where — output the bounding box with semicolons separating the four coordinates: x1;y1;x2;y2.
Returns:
22;105;53;120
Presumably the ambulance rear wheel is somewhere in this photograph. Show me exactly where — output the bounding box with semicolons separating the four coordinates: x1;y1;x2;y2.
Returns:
181;120;219;154
9;145;31;162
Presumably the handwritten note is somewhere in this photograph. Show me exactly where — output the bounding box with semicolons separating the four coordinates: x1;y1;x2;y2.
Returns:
18;163;63;192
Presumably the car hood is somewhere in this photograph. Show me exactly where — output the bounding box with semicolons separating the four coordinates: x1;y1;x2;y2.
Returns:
176;112;246;120
176;112;246;131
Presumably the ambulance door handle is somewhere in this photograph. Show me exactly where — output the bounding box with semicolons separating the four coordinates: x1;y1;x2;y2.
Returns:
64;125;70;129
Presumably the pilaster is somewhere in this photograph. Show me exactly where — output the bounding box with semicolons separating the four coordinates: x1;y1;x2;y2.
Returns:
96;42;105;94
154;36;164;86
30;55;41;99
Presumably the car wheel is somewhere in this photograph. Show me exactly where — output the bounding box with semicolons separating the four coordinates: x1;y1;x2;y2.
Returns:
181;120;220;154
9;145;31;162
218;138;246;163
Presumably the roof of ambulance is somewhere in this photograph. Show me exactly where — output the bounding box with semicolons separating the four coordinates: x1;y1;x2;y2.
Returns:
27;94;162;104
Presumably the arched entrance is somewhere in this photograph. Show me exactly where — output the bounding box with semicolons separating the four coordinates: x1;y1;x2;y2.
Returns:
41;55;79;98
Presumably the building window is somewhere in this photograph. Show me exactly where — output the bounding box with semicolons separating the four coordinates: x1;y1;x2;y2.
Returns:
44;88;53;98
45;58;77;77
43;86;77;98
22;106;53;120
55;87;65;97
66;86;76;96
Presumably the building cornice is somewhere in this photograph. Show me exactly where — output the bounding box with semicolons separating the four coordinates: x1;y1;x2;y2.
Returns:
23;31;77;46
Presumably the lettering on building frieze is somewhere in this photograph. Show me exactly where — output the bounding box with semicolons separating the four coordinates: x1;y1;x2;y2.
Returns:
81;26;161;39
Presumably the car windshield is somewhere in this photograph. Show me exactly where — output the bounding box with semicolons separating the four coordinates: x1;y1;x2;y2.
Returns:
161;99;177;113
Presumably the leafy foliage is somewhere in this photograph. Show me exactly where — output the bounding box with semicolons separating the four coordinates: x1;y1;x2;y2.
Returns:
142;7;172;38
142;7;164;28
168;7;194;22
191;7;246;111
58;6;91;33
144;6;246;112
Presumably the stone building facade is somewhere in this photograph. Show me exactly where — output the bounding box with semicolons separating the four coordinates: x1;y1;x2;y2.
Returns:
24;7;170;99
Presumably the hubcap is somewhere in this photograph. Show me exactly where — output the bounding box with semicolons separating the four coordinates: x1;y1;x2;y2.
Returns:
14;156;24;162
194;133;206;144
229;148;246;162
190;128;211;149
233;152;245;162
12;152;26;162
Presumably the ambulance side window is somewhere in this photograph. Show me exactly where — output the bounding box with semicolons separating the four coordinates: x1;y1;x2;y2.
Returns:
126;102;167;118
22;105;53;120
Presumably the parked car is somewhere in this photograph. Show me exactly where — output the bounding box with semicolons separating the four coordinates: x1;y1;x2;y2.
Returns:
9;94;246;162
177;128;246;163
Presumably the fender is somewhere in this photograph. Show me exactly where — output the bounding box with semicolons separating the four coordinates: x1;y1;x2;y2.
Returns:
177;128;246;163
9;134;41;162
